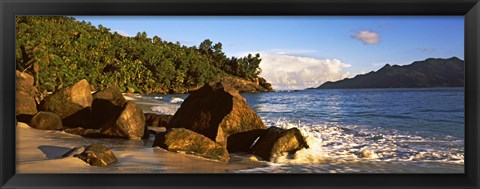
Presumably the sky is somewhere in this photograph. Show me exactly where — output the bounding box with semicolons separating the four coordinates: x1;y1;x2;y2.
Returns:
74;16;464;90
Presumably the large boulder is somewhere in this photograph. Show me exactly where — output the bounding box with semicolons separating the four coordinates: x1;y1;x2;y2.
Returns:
29;111;63;130
73;144;118;166
88;86;126;130
227;129;266;153
61;85;145;140
87;99;122;130
100;101;145;140
168;82;266;146
92;86;126;107
144;113;173;128
62;107;92;128
16;70;46;104
16;70;35;94
16;114;35;124
16;71;38;116
16;91;38;116
39;79;93;119
153;128;230;162
251;126;309;161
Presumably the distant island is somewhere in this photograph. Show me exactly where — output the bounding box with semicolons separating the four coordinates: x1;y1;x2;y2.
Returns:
316;57;464;89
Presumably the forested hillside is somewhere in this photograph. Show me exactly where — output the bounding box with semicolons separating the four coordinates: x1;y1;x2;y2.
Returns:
16;16;271;94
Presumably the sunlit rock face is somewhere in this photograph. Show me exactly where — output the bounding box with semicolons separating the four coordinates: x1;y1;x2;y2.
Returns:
250;126;309;161
74;144;118;166
30;111;63;130
16;71;39;116
110;101;145;140
153;128;230;162
39;79;93;119
167;82;266;146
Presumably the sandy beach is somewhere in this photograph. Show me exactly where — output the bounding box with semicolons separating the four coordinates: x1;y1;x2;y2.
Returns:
16;120;463;173
16;94;267;173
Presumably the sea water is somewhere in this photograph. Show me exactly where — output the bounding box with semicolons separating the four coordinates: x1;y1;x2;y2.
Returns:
17;88;464;173
239;88;464;173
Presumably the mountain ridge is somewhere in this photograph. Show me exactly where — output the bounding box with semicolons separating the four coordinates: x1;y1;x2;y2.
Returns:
316;57;464;89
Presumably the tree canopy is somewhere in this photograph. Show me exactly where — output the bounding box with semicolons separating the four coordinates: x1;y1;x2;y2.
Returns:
16;16;264;93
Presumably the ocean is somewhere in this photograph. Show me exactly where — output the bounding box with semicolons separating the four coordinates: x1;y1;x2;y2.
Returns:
16;88;464;173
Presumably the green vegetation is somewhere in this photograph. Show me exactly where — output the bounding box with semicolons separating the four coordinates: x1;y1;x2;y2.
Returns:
16;16;264;93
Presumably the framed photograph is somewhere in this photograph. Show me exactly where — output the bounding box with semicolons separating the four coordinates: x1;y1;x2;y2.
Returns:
1;0;479;188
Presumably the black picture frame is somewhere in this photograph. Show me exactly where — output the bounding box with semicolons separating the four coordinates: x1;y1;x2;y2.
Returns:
1;0;479;188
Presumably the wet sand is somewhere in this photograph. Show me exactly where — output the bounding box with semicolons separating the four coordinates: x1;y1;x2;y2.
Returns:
16;122;267;173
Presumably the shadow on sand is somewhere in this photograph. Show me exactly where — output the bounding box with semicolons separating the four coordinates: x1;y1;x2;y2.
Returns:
38;145;73;159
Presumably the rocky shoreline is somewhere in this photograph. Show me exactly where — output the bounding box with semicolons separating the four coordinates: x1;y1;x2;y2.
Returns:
155;76;274;94
16;70;306;167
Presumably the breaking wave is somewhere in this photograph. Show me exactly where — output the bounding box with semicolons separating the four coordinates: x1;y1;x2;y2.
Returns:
261;119;464;165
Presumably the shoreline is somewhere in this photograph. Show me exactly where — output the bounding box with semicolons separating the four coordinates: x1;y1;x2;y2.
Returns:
16;122;268;173
16;126;464;173
15;92;464;173
16;121;463;173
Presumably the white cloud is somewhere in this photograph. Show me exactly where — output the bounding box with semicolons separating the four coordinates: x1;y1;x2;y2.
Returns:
257;53;351;90
351;30;380;44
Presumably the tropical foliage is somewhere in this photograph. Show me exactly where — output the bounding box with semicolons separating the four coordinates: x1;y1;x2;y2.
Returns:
16;16;263;93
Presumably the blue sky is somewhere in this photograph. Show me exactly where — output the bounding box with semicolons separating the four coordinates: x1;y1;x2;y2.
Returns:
74;16;464;90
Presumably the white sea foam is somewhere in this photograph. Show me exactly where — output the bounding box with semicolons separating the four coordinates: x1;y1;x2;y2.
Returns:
16;118;464;174
142;96;163;100
170;97;184;104
263;119;464;165
150;105;179;115
268;120;328;164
